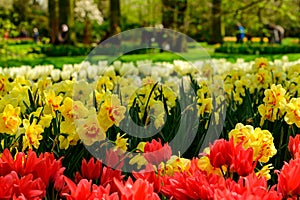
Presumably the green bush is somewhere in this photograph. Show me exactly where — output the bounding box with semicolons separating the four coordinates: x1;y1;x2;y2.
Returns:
215;44;300;54
40;45;93;57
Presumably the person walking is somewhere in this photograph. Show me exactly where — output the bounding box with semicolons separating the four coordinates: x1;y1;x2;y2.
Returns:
236;22;245;44
275;25;284;44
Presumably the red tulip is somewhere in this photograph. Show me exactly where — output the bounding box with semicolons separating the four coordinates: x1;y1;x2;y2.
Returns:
75;157;102;181
231;143;256;177
105;149;125;170
214;174;282;200
0;171;45;200
209;138;235;168
277;158;300;198
143;139;172;165
74;157;124;194
161;170;223;200
288;135;300;159
132;164;162;193
114;177;160;200
0;149;64;188
63;177;118;200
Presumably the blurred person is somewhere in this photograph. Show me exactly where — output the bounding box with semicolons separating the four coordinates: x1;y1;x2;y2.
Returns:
274;25;284;44
236;22;245;43
33;27;39;43
58;24;69;44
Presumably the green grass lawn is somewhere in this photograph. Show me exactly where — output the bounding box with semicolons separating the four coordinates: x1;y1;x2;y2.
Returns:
0;39;299;68
1;51;300;69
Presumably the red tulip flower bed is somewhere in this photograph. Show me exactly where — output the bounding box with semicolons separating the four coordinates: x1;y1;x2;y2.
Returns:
1;134;300;200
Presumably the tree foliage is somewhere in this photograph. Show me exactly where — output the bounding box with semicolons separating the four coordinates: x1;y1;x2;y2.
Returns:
0;0;299;43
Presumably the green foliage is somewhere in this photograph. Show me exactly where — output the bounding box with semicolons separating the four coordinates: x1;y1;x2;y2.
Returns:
40;44;93;57
215;43;300;54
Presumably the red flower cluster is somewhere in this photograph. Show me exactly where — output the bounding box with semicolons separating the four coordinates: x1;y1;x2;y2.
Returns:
132;164;162;193
64;159;160;200
162;169;281;199
3;135;300;199
114;177;160;200
144;139;172;165
63;177;119;200
0;149;64;199
74;157;123;193
209;138;257;176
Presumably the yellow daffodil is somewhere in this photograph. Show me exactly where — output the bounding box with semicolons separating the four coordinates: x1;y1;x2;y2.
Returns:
44;89;63;115
31;107;52;128
129;153;148;169
160;155;191;176
59;121;80;149
197;155;225;176
97;93;126;131
96;76;114;93
0;104;22;134
149;100;165;129
252;57;270;71
197;97;212;116
284;98;300;128
258;84;287;125
22;119;44;150
256;164;273;180
229;123;277;163
114;133;128;153
0;74;12;97
77;112;106;146
59;97;89;122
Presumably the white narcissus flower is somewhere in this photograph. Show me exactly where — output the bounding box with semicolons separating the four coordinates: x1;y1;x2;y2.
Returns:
51;69;61;82
61;71;71;81
87;65;98;80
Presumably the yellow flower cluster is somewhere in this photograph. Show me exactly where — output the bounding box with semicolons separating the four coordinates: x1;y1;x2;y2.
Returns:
258;84;287;125
228;123;277;163
0;57;299;160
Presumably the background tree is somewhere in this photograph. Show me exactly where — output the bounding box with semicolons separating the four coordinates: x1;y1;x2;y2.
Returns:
75;0;104;44
210;0;223;44
48;0;59;44
110;0;121;35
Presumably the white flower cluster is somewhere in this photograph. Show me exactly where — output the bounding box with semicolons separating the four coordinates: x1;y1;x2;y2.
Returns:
74;0;103;25
1;56;299;84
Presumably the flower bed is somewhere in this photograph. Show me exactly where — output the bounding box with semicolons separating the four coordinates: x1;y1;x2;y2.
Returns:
1;57;300;199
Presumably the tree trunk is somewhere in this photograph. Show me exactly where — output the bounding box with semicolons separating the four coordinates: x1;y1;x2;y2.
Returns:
83;20;91;45
161;0;174;29
59;0;76;44
110;0;121;35
210;0;223;44
161;0;187;52
48;0;59;44
174;0;187;52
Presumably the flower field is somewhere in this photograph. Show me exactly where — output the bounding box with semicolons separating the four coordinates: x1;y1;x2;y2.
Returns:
1;56;300;199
